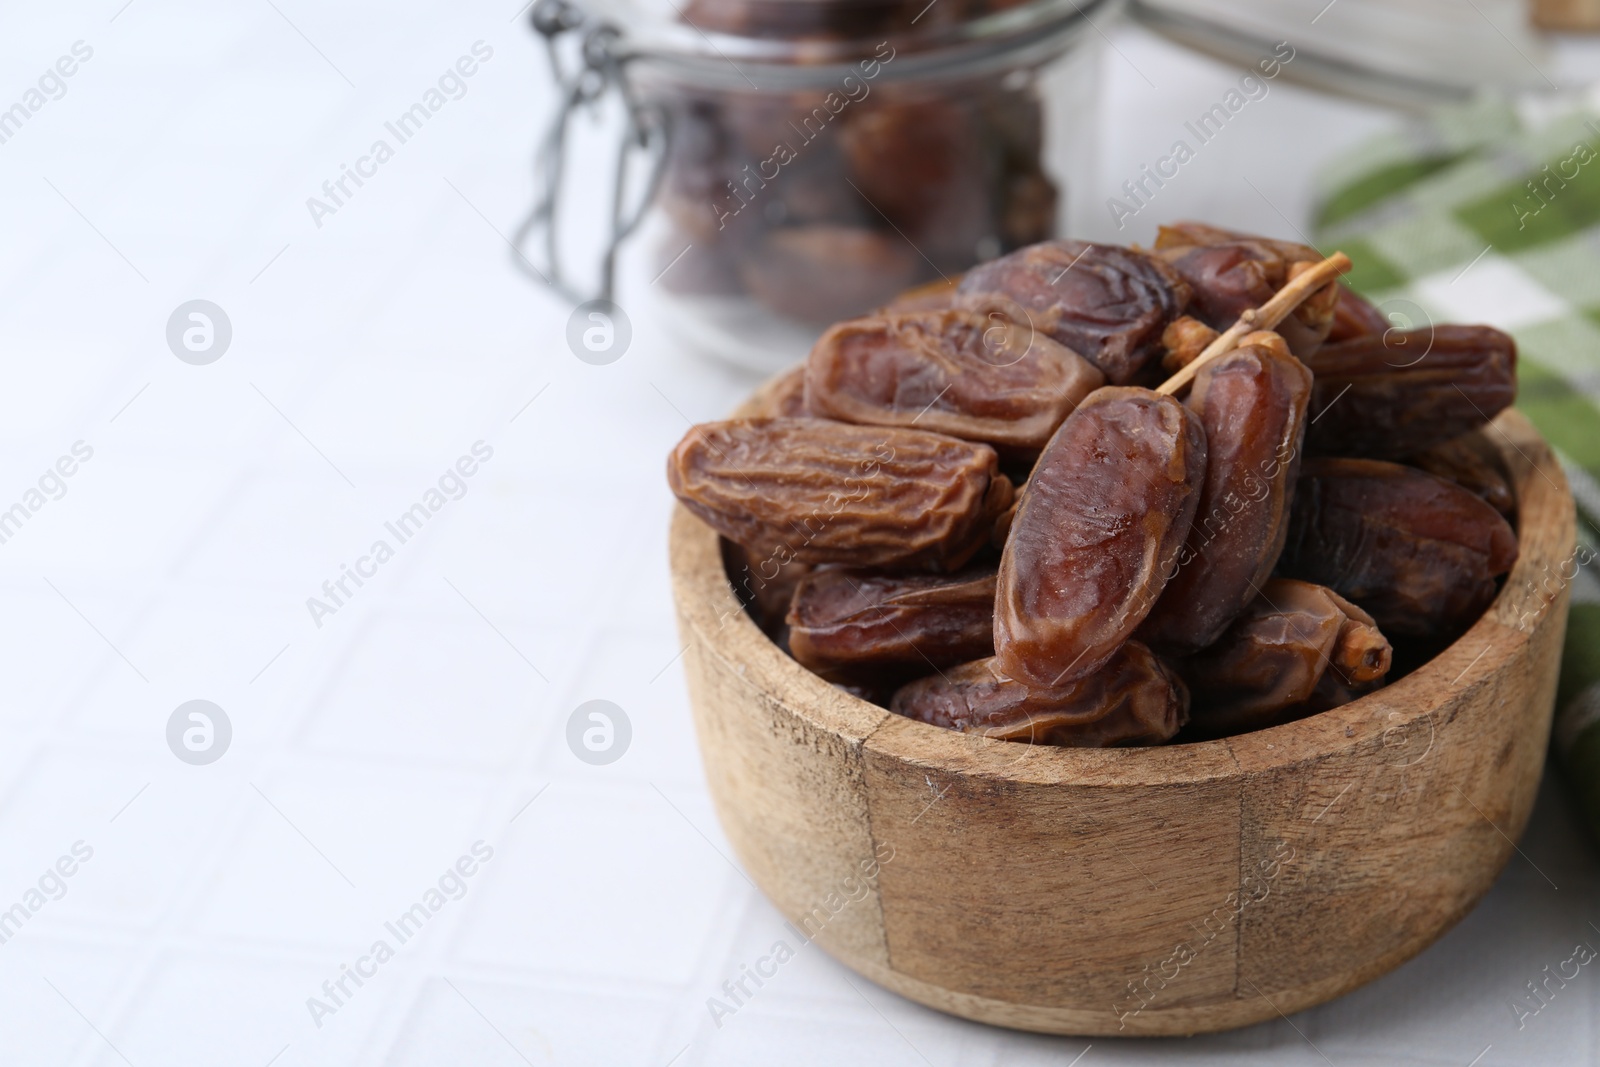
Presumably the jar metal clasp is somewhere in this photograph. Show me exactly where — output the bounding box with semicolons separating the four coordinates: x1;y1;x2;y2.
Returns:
512;0;669;304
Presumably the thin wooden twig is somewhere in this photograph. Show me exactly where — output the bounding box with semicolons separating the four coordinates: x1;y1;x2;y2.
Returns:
1156;252;1352;396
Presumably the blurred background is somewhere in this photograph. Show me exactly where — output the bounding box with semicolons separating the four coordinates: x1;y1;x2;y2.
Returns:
0;0;1597;1064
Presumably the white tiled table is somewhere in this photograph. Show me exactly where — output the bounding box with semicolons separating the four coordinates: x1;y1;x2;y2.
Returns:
0;3;1595;1064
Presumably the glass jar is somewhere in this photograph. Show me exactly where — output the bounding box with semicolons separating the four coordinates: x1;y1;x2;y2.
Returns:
527;0;1112;373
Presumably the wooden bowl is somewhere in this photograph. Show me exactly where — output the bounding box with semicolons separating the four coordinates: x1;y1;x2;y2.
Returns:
667;405;1575;1036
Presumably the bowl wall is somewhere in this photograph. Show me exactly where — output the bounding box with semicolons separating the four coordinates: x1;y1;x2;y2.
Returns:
668;408;1574;1035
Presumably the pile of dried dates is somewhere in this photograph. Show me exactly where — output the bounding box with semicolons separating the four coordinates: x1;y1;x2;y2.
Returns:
657;0;1057;324
657;81;1056;326
668;222;1521;746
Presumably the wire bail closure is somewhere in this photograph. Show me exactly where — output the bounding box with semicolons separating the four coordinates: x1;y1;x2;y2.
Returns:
513;0;669;305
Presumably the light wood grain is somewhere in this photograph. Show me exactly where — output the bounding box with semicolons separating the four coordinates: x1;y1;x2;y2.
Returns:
668;406;1573;1036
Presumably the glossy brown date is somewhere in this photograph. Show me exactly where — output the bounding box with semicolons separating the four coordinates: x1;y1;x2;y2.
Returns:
669;418;1013;571
786;565;996;681
1304;324;1517;459
1326;284;1389;342
1409;430;1515;518
804;308;1105;455
1152;222;1338;357
1277;458;1519;638
1179;578;1391;736
956;241;1191;385
995;387;1207;687
1140;341;1313;654
890;641;1188;747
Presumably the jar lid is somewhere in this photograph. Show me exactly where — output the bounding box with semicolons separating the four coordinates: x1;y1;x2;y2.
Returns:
578;0;1113;84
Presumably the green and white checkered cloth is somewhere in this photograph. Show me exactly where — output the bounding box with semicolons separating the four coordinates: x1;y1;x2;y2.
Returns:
1313;95;1600;844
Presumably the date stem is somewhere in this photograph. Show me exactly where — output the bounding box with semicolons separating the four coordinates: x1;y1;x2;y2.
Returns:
1157;252;1352;396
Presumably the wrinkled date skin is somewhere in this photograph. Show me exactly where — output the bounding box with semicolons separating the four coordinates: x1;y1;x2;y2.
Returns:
1159;315;1219;374
890;641;1189;747
1152;222;1338;357
669;418;1013;571
996;388;1207;687
956;241;1191;385
1305;324;1517;459
744;365;811;419
1326;284;1389;342
1180;578;1392;736
1141;343;1312;654
1410;429;1515;518
1277;458;1519;638
786;565;996;681
804;308;1105;455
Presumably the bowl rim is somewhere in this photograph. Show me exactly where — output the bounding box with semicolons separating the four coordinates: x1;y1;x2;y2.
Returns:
669;405;1575;788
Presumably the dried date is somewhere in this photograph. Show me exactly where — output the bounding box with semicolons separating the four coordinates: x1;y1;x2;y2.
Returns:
840;98;1001;275
1305;324;1517;458
739;226;923;325
1180;578;1391;736
891;641;1188;746
995;387;1206;687
1277;458;1519;638
786;565;996;681
1409;429;1515;518
1152;222;1338;358
804;307;1105;455
989;493;1020;549
956;241;1190;385
1325;284;1388;342
880;275;962;313
1140;339;1313;654
1159;315;1219;374
1001;170;1057;249
669;418;1013;571
721;538;813;635
744;365;811;419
